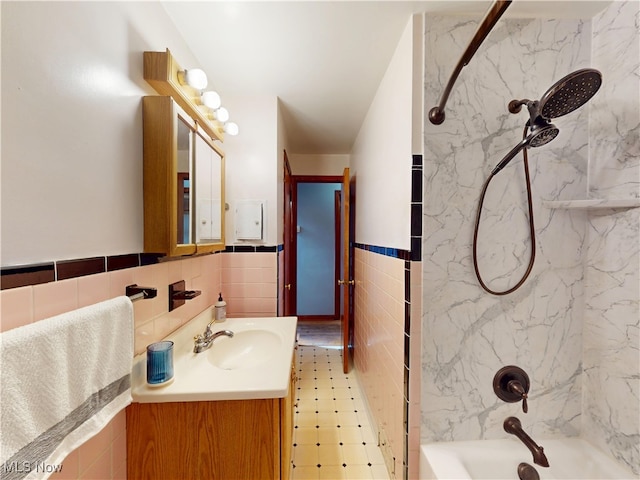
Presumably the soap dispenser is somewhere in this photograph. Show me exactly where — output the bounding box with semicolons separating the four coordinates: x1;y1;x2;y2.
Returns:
214;292;227;322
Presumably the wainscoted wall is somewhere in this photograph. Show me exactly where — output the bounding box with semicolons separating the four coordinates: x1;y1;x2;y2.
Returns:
352;251;423;480
1;249;278;479
221;251;278;317
354;247;406;479
422;2;639;475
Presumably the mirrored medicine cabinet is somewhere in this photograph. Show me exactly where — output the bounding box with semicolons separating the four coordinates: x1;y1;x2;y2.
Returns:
143;95;225;257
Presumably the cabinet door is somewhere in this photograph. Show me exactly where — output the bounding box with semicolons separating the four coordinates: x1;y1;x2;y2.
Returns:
194;130;225;253
143;96;197;256
143;96;225;257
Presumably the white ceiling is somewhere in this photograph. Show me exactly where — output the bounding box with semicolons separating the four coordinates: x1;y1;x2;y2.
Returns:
161;1;612;155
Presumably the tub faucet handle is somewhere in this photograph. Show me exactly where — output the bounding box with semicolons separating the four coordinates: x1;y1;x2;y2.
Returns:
508;379;528;413
493;366;531;414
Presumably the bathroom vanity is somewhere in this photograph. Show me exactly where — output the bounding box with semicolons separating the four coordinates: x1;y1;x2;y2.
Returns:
126;310;298;479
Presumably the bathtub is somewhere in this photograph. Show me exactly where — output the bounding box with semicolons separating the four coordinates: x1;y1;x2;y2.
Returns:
420;438;636;479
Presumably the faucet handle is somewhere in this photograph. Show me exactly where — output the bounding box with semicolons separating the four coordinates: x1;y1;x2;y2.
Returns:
204;321;215;336
493;366;531;413
508;379;529;413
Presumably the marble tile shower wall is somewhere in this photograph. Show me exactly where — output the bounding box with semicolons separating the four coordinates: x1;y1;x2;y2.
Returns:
422;3;639;474
422;15;591;442
584;2;639;474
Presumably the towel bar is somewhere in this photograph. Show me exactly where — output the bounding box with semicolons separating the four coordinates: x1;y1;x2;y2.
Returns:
126;284;158;302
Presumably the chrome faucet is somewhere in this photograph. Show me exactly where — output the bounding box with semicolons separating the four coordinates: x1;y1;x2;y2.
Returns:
504;417;549;468
193;322;234;353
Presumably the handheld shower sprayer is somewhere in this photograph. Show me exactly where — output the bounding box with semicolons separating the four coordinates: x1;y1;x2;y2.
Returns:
473;68;602;295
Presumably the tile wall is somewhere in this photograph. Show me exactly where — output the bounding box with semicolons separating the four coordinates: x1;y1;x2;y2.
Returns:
1;249;278;479
354;248;406;479
353;248;421;479
422;3;639;474
422;13;590;443
221;251;278;317
582;2;640;473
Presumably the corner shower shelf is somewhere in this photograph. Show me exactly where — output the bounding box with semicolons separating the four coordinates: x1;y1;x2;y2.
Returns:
543;198;640;210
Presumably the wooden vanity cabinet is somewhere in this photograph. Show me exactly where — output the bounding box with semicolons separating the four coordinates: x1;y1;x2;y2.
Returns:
126;359;297;480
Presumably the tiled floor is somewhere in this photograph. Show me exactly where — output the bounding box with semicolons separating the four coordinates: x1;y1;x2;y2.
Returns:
292;346;390;480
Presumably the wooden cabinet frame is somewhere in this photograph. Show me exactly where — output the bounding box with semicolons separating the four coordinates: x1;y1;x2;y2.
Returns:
143;96;225;256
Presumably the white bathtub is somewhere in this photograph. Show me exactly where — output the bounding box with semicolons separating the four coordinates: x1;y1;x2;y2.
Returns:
420;438;636;479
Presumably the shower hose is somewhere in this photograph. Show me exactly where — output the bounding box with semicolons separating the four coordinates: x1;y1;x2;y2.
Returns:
473;124;536;295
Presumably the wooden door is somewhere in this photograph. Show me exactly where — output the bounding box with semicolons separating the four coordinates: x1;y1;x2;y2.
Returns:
283;151;295;316
340;168;352;373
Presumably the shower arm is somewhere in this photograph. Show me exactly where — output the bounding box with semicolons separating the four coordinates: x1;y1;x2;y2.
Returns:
428;0;512;125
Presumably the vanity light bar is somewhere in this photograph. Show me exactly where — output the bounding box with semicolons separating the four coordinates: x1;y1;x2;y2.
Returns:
143;49;224;142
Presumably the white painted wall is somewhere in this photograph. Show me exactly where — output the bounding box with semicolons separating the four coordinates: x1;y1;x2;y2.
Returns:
288;154;350;176
221;95;280;246
1;3;288;266
1;2;201;266
350;17;414;250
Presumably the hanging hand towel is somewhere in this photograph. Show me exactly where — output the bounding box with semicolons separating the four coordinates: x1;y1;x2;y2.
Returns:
0;296;134;480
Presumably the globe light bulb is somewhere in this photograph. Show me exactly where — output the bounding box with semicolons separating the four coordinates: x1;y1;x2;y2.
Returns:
184;69;207;90
215;107;229;123
202;91;221;109
224;122;239;136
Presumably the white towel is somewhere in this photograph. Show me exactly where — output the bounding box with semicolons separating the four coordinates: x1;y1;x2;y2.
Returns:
0;296;134;480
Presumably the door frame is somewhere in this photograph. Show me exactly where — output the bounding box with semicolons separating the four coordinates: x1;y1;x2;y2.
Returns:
283;151;294;316
290;175;343;321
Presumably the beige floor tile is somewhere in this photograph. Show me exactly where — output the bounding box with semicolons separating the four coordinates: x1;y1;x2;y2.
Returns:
317;411;338;426
339;425;365;444
317;426;340;445
296;411;317;427
318;465;348;480
292;444;319;466
341;443;370;465
293;347;390;480
294;426;318;445
317;444;342;466
344;464;377;479
292;465;319;480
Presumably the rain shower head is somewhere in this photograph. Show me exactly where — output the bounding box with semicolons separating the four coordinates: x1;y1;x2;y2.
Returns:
539;68;602;120
492;68;602;175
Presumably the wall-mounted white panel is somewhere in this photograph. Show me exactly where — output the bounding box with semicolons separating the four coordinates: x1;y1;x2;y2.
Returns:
235;200;264;240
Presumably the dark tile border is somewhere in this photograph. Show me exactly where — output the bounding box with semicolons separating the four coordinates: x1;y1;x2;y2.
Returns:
0;246;281;291
224;245;278;253
57;257;106;281
1;263;55;290
107;254;140;271
353;243;411;260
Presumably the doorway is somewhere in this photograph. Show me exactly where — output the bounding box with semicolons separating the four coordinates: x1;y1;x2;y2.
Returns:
296;180;342;319
290;176;342;321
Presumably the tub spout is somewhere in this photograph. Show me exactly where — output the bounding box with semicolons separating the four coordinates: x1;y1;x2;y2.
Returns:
504;417;549;468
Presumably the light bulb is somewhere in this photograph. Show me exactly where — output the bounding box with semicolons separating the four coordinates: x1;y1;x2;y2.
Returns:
184;69;207;90
215;107;229;123
202;91;221;109
224;122;239;136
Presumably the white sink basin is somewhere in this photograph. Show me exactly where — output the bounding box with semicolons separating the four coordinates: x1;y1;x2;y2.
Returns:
207;329;281;370
131;308;297;403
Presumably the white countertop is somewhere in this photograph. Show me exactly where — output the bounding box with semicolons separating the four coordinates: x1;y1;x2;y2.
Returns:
131;308;297;403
